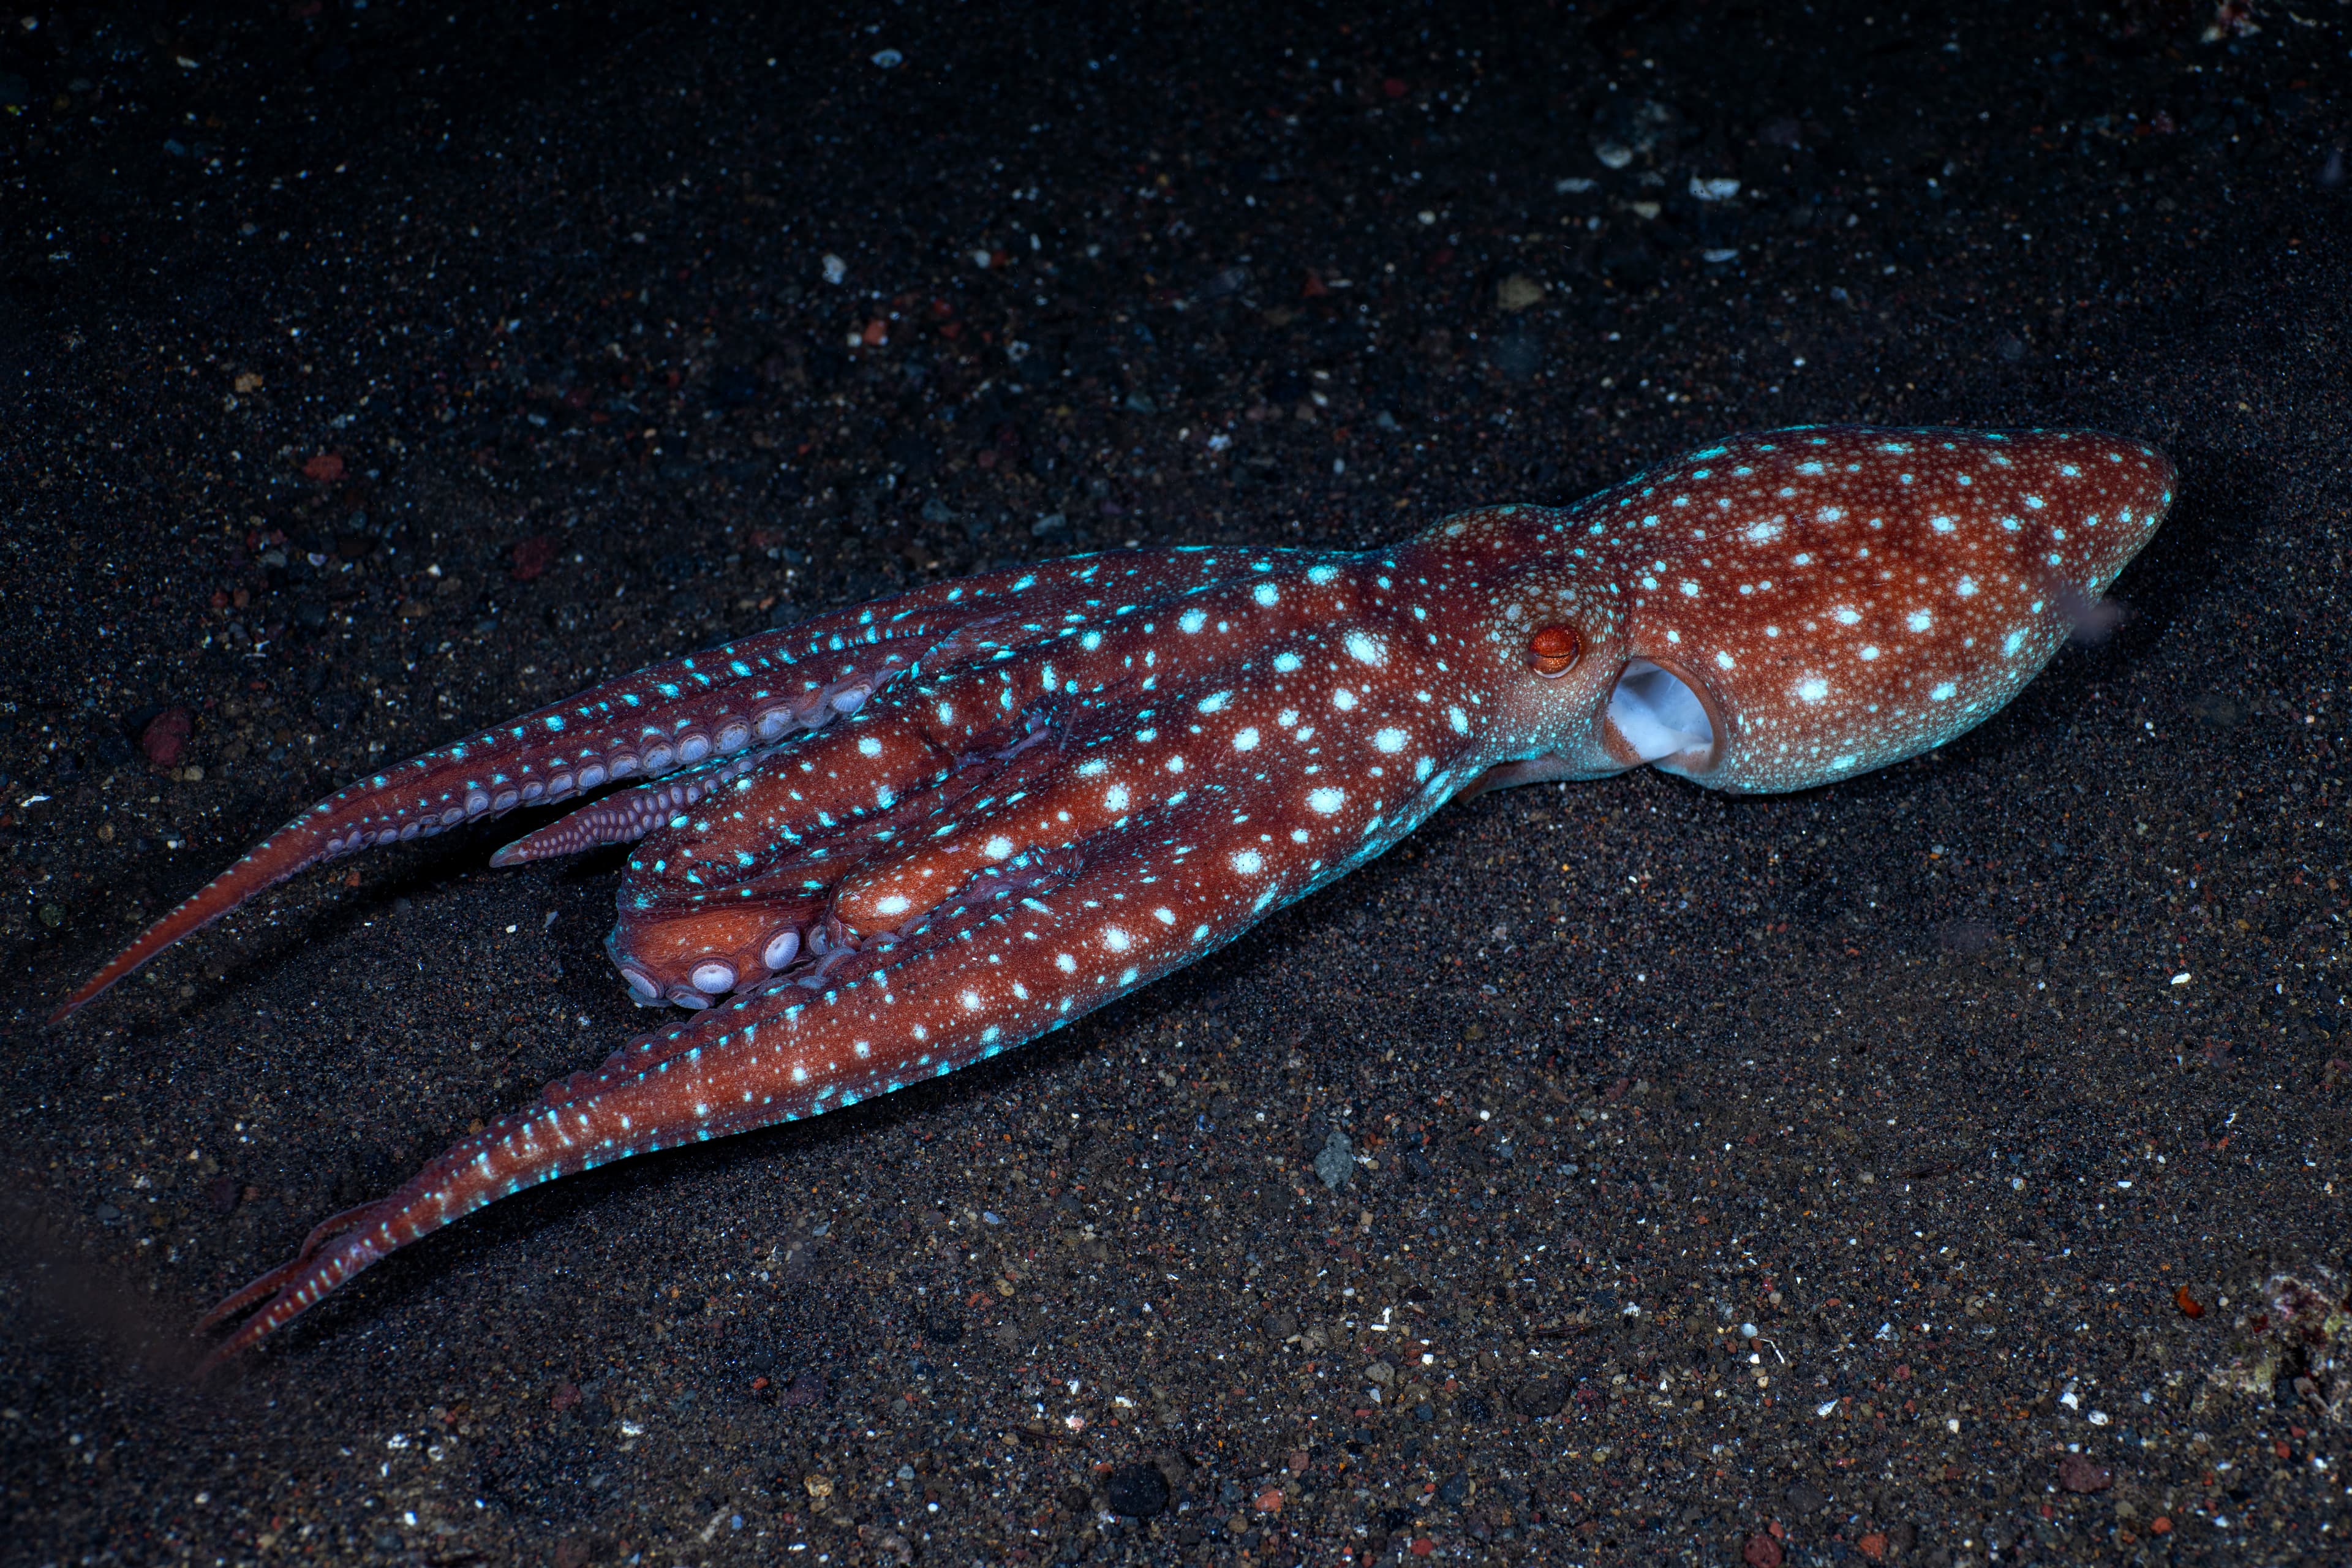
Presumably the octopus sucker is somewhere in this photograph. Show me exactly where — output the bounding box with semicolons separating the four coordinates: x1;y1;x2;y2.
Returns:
52;425;2174;1363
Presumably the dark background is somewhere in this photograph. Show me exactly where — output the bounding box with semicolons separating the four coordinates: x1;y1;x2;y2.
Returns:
3;2;2347;1564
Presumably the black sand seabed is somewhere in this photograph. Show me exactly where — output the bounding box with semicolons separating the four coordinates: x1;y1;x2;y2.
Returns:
4;4;2348;1565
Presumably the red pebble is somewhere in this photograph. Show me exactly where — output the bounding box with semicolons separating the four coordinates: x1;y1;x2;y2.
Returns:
510;535;559;582
301;451;345;483
2057;1455;2111;1494
138;707;193;768
1743;1532;1785;1567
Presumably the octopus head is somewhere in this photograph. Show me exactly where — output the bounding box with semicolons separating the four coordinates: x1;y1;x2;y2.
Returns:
1452;425;2177;796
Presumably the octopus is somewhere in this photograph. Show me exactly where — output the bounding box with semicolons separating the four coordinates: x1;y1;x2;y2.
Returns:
53;424;2174;1364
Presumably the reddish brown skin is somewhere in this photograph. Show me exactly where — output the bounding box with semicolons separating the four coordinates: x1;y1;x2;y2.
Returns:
51;424;2174;1365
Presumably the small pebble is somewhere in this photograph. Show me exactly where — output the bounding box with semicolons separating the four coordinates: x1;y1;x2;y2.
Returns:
2057;1455;2112;1494
1313;1128;1353;1191
1104;1463;1169;1518
138;707;194;768
1496;274;1545;312
509;536;558;582
1512;1376;1567;1417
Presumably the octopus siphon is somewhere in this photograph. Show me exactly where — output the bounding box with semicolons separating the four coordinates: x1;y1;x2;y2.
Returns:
53;424;2174;1364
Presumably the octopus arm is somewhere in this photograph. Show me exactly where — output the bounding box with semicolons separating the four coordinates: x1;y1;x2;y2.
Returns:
56;601;1020;1019
56;548;1305;1019
602;723;1068;1003
194;777;1321;1359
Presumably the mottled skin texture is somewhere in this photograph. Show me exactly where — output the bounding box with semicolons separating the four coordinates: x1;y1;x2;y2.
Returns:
53;426;2173;1363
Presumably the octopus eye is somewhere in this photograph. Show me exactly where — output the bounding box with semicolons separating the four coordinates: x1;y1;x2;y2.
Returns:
1526;625;1583;678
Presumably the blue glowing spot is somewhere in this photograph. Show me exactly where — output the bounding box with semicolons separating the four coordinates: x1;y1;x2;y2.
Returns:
1907;611;1933;632
2024;495;2045;510
1254;583;1281;607
1831;754;1858;771
1273;652;1302;673
1180;609;1208;633
1834;608;1861;625
1955;576;1977;598
1796;678;1830;703
1308;787;1345;815
1448;706;1469;736
1374;727;1407;753
1231;848;1265;874
1308;564;1340;585
1929;516;1955;533
1198;690;1232;714
1415;756;1433;782
1857;646;1879;662
1715;650;1735;670
1679;581;1700;597
1345;631;1385;665
2002;630;2027;657
1929;682;1956;701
